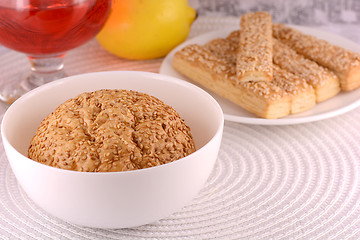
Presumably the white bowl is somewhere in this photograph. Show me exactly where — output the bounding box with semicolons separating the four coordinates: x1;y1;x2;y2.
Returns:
1;71;224;229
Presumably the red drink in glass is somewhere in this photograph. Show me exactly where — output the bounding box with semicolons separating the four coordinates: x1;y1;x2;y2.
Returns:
0;0;111;103
0;0;111;55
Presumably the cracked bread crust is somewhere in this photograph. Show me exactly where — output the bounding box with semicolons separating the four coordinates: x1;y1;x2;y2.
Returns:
28;89;196;172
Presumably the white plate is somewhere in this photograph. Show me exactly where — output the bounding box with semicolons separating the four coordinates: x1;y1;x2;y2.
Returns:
160;26;360;125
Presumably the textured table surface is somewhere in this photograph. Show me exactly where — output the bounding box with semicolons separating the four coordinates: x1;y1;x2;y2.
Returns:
0;16;360;240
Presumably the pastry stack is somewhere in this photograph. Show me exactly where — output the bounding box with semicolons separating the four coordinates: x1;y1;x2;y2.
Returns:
172;12;360;119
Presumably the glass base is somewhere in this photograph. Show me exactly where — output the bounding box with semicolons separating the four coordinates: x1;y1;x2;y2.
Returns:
0;70;67;105
0;84;28;105
0;54;67;105
21;70;67;92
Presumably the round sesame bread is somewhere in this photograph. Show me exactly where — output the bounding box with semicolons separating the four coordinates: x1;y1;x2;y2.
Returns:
28;89;196;172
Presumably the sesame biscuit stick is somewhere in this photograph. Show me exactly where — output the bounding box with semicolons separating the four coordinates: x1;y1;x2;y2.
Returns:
273;38;341;102
172;44;291;119
272;64;316;114
273;23;360;91
205;35;316;114
224;30;340;102
237;11;273;82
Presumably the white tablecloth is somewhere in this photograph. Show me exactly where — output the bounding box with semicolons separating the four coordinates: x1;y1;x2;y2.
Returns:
0;16;360;240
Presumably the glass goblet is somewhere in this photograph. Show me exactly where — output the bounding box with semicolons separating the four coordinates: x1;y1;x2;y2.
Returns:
0;0;111;104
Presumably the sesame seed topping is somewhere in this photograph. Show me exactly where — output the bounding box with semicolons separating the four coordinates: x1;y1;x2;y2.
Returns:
28;89;196;172
237;12;273;82
273;23;360;91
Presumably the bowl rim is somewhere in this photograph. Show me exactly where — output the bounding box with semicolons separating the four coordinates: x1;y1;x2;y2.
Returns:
1;70;224;175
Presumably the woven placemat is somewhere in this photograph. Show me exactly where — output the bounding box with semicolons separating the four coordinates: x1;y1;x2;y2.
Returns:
1;17;360;239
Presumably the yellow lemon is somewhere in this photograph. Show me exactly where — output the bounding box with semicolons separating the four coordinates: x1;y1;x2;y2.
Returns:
96;0;197;60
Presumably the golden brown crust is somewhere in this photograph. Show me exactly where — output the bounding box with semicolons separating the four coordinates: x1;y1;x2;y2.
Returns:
204;34;315;114
173;39;316;118
272;38;340;102
173;44;291;119
272;64;316;114
28;89;195;172
219;30;340;102
172;13;360;118
237;12;273;82
273;23;360;91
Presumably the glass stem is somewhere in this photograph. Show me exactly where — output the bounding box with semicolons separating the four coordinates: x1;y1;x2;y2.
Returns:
22;54;67;91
